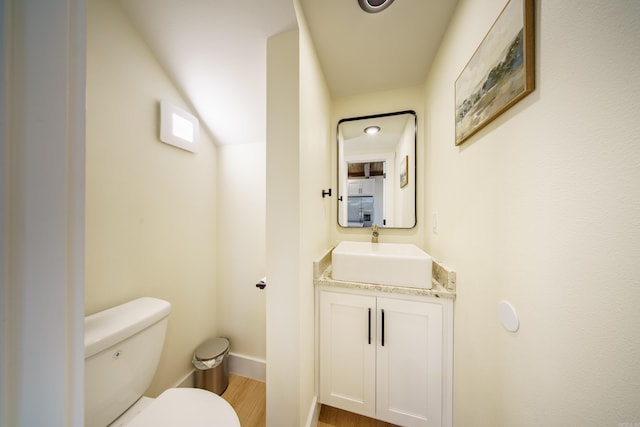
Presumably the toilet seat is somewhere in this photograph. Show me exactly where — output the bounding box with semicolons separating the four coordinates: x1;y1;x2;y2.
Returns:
125;388;240;427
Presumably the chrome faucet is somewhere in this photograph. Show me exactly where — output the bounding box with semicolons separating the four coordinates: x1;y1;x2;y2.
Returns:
371;223;379;243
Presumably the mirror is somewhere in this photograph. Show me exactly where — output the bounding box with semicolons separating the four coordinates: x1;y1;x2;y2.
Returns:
337;111;416;228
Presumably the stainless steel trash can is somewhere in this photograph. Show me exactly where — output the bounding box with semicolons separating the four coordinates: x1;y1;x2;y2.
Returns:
193;337;230;395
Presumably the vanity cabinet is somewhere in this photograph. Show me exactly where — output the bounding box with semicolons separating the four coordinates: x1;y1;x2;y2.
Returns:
319;289;452;427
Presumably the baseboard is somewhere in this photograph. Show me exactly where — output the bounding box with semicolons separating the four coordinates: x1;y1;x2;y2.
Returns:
174;369;196;388
173;352;266;388
228;352;266;382
305;395;320;427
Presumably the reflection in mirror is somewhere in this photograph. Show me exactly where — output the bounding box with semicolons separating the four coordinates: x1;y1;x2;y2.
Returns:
337;111;416;229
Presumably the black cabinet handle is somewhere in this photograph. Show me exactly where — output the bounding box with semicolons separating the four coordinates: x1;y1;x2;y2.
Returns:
381;309;385;347
368;308;371;345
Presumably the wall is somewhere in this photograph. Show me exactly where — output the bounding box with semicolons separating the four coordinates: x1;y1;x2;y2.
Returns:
297;0;333;423
216;142;266;362
332;86;425;245
2;0;85;425
0;0;6;418
85;0;218;396
265;2;332;424
395;116;416;226
424;0;640;425
266;29;301;427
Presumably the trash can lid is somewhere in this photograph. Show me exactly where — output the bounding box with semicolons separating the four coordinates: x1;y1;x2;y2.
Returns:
194;337;229;361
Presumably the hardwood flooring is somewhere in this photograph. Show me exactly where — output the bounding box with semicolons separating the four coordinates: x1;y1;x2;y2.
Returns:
222;374;266;427
221;374;398;427
317;405;399;427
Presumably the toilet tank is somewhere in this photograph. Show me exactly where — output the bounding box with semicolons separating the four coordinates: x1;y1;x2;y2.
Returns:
84;297;171;427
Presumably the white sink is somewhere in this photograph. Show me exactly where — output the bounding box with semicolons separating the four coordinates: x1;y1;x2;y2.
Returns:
331;241;432;289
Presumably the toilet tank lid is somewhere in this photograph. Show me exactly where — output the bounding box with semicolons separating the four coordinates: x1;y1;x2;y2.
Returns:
85;297;171;358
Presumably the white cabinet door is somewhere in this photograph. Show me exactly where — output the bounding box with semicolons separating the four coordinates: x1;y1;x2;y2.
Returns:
348;180;362;196
319;291;376;418
347;179;375;196
376;298;443;427
360;179;375;196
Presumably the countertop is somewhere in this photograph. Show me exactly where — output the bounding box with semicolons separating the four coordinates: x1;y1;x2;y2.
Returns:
313;249;456;300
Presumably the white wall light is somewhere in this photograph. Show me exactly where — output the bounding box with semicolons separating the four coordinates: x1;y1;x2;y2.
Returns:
160;100;199;153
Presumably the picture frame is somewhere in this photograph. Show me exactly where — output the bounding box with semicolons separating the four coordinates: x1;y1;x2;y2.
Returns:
455;0;535;146
399;155;408;188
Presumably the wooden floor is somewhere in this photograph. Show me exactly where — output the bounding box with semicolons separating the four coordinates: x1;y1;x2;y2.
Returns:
221;374;398;427
317;405;399;427
222;374;266;427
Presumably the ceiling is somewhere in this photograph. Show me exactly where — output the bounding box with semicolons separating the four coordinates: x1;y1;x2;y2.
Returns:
340;112;414;156
119;0;458;146
300;0;459;97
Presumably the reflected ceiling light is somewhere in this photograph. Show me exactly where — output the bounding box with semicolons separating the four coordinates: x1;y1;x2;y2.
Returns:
358;0;395;13
364;126;381;135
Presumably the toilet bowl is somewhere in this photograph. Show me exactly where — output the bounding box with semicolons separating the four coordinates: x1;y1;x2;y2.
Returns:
84;297;240;427
123;388;239;427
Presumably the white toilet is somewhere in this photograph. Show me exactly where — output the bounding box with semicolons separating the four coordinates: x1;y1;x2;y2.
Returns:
84;297;240;427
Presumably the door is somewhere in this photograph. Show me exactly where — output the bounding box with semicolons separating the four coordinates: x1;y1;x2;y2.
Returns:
319;291;376;418
376;298;443;427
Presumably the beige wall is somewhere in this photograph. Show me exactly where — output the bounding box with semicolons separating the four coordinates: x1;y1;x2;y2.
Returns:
396;115;416;227
266;29;302;427
2;1;85;424
266;3;332;424
424;0;640;425
85;0;218;396
297;0;333;423
216;142;266;360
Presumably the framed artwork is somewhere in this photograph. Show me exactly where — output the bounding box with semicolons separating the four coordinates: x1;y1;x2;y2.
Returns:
399;155;408;188
455;0;535;145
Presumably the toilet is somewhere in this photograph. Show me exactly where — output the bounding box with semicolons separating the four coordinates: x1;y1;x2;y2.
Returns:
84;297;240;427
